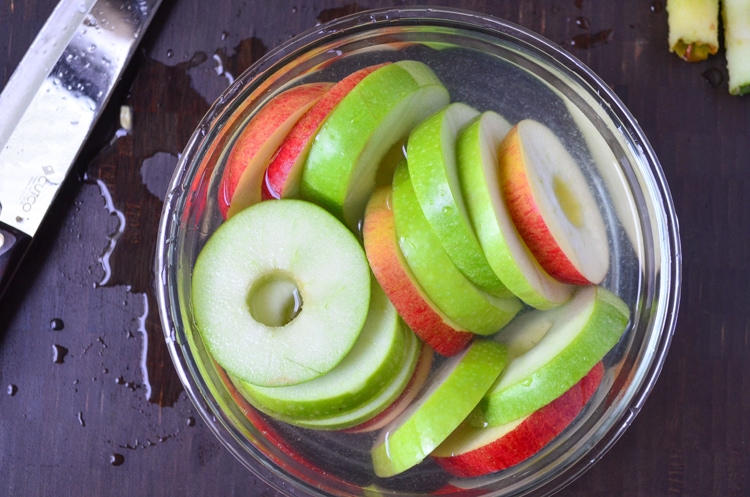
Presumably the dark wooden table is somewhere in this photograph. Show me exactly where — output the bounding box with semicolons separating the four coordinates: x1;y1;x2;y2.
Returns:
1;1;747;496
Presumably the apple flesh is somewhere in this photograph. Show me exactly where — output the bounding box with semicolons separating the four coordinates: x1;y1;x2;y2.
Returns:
371;339;508;477
192;199;371;387
456;111;573;309
234;281;406;421
407;102;509;297
219;82;332;219
432;362;604;477
498;119;609;285
300;332;431;432
300;60;450;231
363;185;474;356
392;161;522;336
262;64;388;200
470;285;628;427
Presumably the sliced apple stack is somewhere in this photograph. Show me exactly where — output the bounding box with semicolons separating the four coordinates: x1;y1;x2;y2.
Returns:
192;199;371;387
471;285;629;428
235;282;427;430
371;339;509;478
391;161;522;336
498;119;609;285
300;60;450;231
457;112;574;309
432;362;604;477
218;82;332;219
363;185;474;357
262;63;388;200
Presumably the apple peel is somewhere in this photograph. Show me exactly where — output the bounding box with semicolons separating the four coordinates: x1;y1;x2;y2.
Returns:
363;185;474;356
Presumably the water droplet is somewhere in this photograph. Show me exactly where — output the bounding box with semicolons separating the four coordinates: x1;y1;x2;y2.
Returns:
88;44;97;53
221;31;229;40
650;0;664;14
166;49;174;58
77;411;86;427
50;318;65;331
115;376;125;385
701;68;724;88
441;205;453;216
186;417;196;427
52;344;69;363
575;16;590;30
7;384;18;396
110;453;125;466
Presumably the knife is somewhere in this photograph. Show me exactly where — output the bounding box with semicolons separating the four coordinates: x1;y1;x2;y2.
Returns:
0;0;163;300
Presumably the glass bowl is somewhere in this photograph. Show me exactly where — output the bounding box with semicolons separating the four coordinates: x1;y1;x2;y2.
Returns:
155;7;681;497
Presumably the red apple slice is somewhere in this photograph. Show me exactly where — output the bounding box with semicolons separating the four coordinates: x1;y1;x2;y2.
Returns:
498;119;609;285
218;82;332;219
262;63;389;200
431;362;604;478
363;185;474;356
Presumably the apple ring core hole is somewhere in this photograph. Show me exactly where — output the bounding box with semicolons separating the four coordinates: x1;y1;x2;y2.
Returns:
246;270;303;327
552;175;583;228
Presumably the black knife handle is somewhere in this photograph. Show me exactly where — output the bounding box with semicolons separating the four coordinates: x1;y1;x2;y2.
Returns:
0;223;32;301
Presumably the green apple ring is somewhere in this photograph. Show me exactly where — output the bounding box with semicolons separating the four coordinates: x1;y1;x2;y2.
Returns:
192;199;371;387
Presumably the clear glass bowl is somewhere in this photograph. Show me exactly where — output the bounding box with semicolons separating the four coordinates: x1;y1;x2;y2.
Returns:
155;7;681;497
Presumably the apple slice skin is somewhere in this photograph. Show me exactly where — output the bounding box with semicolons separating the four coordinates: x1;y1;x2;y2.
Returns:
431;362;604;478
343;343;433;434
192;199;371;387
392;161;522;336
233;282;405;421
279;322;427;431
300;60;450;230
407;102;510;298
498;119;609;285
457;112;573;310
371;339;508;478
219;82;332;219
363;185;474;356
471;285;628;427
262;63;389;201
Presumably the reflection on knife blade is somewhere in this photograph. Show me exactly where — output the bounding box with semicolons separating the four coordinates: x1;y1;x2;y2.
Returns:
0;0;162;299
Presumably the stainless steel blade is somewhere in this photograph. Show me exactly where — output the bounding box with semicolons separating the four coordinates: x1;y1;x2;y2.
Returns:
0;0;162;299
0;0;162;238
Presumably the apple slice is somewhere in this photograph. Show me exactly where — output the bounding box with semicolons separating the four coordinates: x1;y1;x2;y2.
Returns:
192;199;371;387
363;185;474;356
470;285;628;427
233;281;407;421
371;339;508;477
392;161;522;336
498;119;609;285
295;329;431;432
456;111;574;310
262;63;388;200
219;82;332;219
343;342;433;433
300;60;450;231
407;103;509;298
432;362;605;477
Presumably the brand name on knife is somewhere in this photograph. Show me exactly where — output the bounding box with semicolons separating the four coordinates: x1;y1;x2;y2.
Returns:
21;175;52;213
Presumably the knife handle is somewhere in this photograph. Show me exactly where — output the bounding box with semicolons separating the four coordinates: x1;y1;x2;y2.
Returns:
0;223;32;301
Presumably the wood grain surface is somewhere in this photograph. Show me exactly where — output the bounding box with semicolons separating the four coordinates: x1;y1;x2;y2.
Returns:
1;1;747;496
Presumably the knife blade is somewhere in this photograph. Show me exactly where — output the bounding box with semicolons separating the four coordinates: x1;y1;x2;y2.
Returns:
0;0;162;300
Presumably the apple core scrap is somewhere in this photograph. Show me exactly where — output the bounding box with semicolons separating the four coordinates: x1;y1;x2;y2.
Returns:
191;59;631;480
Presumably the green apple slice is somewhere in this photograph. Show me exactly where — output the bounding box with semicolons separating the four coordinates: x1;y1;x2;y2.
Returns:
233;281;407;421
470;285;629;427
371;339;508;477
392;161;522;335
407;103;509;297
456;111;574;309
290;326;430;431
192;199;370;387
300;60;450;230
